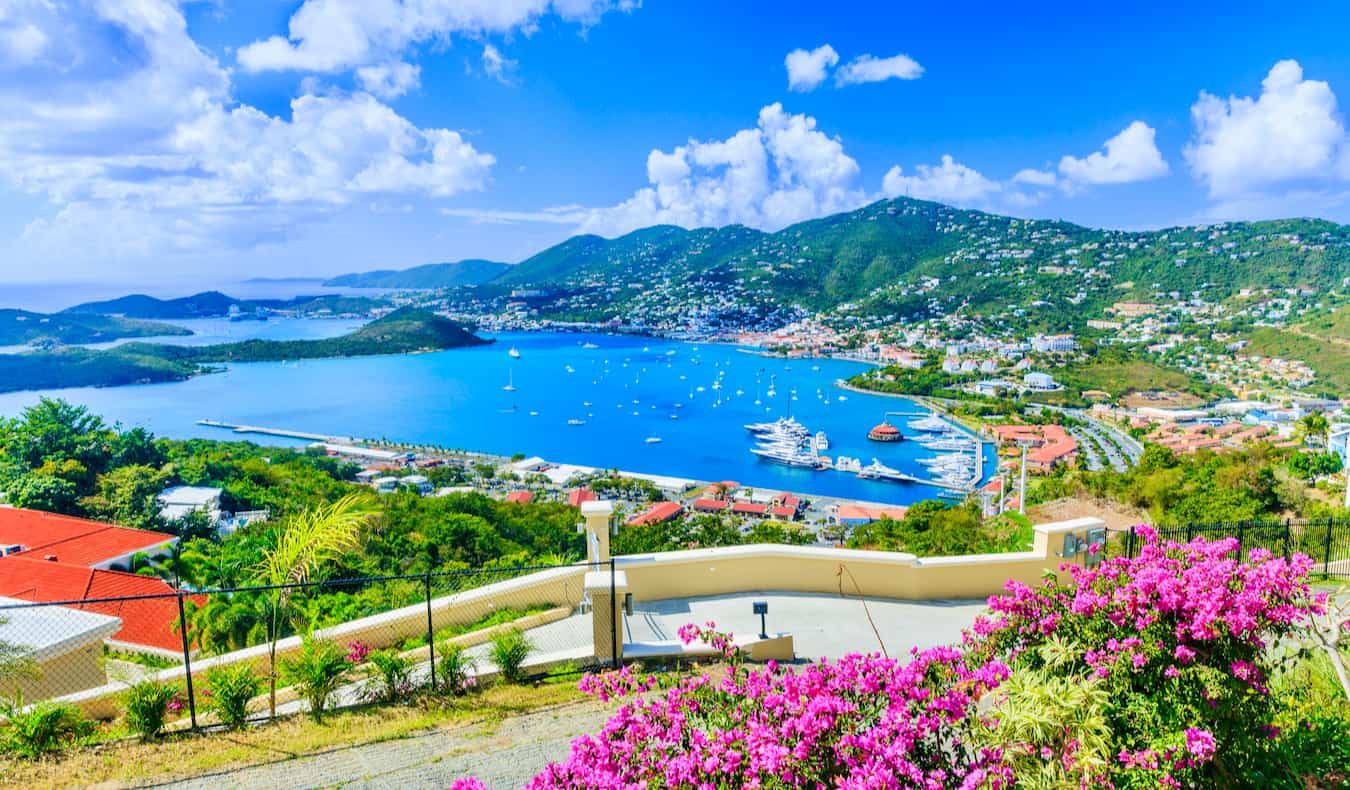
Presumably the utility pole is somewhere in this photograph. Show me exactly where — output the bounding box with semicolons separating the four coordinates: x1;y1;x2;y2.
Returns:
998;469;1007;514
1017;439;1033;515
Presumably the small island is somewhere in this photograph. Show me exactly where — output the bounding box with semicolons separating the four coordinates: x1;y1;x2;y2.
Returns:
0;309;189;347
0;308;489;394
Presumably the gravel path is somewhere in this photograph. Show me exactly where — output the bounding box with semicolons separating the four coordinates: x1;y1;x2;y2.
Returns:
157;700;610;790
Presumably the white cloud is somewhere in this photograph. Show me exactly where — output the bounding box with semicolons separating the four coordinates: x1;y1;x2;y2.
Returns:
356;60;420;98
576;103;867;236
1185;59;1349;199
1058;121;1169;186
482;43;516;83
0;0;495;261
785;44;838;92
836;53;923;86
881;155;1001;204
237;0;633;74
1012;168;1057;187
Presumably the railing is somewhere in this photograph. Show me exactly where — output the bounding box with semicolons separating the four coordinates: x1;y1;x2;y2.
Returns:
0;559;616;727
1122;518;1350;579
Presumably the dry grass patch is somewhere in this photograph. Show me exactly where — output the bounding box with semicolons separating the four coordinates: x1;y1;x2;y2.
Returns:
0;683;587;790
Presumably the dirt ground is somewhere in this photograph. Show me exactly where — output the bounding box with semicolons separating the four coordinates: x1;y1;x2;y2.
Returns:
1026;495;1150;533
1119;391;1204;409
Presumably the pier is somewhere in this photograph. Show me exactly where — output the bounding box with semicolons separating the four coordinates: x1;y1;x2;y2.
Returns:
197;420;352;443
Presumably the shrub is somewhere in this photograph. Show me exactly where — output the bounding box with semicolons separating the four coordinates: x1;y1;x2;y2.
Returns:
280;637;352;720
488;629;533;685
363;648;414;703
203;662;262;729
121;680;180;740
0;695;95;758
438;642;476;696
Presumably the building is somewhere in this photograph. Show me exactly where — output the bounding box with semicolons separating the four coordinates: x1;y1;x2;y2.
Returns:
0;507;176;570
691;498;730;513
156;486;223;525
0;596;121;700
1022;372;1058;391
729;501;768;518
1031;334;1077;353
992;425;1079;472
401;475;432;494
0;556;200;657
835;505;908;527
504;490;534;504
567;488;597;507
627;501;684;526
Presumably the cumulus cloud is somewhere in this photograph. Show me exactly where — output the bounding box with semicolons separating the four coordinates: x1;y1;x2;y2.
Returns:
785;44;838;92
836;53;923;86
0;0;495;260
237;0;634;74
1058;121;1169;187
482;43;516;83
1011;168;1057;187
1185;59;1349;198
881;156;1001;204
571;103;867;236
356;60;420;98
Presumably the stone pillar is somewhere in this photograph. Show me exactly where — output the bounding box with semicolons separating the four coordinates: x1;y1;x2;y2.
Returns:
584;569;628;666
1032;517;1106;566
581;500;614;564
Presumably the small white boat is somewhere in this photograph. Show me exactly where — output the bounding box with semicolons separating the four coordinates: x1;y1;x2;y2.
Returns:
645;436;662;443
508;347;521;359
670;414;679;420
503;370;516;392
565;365;575;374
528;410;539;416
567;419;586;426
582;342;600;349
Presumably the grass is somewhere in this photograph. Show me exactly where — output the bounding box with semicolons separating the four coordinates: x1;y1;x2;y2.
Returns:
1247;323;1350;396
0;682;587;789
400;604;554;650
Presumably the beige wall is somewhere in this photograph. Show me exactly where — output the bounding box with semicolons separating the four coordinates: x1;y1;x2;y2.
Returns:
54;517;1102;720
11;643;108;701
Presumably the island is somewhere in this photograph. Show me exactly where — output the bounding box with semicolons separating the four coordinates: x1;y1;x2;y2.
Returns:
0;308;489;393
63;291;392;320
0;309;190;347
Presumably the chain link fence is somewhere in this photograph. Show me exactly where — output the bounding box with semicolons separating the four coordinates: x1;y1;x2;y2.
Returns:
0;559;617;729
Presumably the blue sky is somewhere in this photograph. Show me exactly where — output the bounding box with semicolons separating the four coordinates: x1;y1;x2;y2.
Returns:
2;0;1350;285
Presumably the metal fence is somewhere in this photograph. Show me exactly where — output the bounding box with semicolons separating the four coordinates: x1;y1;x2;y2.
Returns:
1122;518;1350;579
0;559;617;729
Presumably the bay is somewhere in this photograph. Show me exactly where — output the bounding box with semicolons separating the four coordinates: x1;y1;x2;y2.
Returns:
0;327;994;506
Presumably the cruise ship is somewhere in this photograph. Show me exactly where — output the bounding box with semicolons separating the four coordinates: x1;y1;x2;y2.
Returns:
749;443;820;468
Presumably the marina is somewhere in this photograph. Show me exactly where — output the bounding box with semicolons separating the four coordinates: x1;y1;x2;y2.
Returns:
0;328;995;506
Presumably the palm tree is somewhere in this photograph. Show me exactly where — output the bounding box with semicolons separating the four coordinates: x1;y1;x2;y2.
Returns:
1301;413;1330;447
255;493;375;717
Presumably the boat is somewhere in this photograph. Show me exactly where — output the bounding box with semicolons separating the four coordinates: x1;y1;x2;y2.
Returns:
567;418;586;426
908;414;950;433
583;401;592;407
857;458;906;481
645;436;663;444
919;434;977;451
814;431;829;451
528;410;539;416
670;414;679;420
565;365;575;374
508;347;521;359
750;443;819;468
838;395;848;402
834;456;862;473
581;342;600;349
502;370;516;392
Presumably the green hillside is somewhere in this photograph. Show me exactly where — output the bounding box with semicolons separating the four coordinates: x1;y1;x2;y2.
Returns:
0;309;489;393
324;259;510;288
0;309;189;346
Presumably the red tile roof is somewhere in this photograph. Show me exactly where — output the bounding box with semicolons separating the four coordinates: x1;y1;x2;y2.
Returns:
691;498;729;512
0;507;175;567
0;555;198;652
567;488;596;507
504;491;534;504
729;502;768;515
837;505;908;523
627;501;684;526
769;506;797;519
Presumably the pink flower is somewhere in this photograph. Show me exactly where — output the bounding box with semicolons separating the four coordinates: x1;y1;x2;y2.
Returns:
1184;728;1216;761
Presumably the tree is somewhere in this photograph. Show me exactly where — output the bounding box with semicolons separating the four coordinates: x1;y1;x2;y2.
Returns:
256;493;375;717
79;464;170;530
5;472;79;513
1299;413;1330;447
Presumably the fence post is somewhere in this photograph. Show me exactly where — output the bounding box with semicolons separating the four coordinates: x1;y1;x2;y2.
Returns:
610;558;618;669
1325;518;1336;577
1283;519;1292;562
1125;525;1135;558
175;593;197;731
1236;520;1246;557
424;572;436;692
1186;522;1194;543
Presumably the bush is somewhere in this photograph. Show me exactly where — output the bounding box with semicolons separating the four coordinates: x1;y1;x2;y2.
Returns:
121;680;180;740
363;648;414;703
437;642;476;696
280;637;352;720
0;695;95;758
203;662;262;729
488;629;533;685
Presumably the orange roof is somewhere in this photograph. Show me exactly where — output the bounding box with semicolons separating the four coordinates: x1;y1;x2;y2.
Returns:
0;507;175;567
0;555;198;652
729;502;768;515
504;491;534;504
837;505;908;523
627;501;684;526
567;488;596;507
691;498;729;511
769;506;797;519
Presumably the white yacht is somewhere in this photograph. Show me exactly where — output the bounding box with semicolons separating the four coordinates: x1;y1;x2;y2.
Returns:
581;342;600;349
567;418;586;426
502;370;516;392
857;458;906;481
814;431;829;451
834;456;863;473
907;414;950;433
508;347;521;359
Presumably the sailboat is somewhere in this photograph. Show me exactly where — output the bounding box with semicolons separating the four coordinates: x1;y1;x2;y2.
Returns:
503;370;516;392
508;346;520;359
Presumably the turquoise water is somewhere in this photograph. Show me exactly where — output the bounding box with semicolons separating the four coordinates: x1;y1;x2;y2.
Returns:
0;329;992;506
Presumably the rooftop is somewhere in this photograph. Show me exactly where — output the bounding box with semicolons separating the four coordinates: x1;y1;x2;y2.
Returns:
0;507;176;567
0;595;121;662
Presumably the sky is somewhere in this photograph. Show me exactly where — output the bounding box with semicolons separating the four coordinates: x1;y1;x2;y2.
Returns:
3;0;1350;287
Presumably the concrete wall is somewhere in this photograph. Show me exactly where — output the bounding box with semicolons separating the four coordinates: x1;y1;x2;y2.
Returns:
13;642;108;701
51;516;1102;720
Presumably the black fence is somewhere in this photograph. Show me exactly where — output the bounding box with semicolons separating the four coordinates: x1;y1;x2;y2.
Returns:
0;559;617;729
1122;518;1350;579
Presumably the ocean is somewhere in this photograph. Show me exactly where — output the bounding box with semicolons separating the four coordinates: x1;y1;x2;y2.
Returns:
0;324;994;506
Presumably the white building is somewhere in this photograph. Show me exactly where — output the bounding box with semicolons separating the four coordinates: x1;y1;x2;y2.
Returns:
1023;372;1058;391
1031;334;1077;353
156;486;223;525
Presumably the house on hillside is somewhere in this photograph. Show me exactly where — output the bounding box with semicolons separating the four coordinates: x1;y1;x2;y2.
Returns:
0;597;121;700
0;507;176;570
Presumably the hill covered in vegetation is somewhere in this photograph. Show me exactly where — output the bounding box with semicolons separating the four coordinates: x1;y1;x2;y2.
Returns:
0;309;488;393
0;309;188;346
324;259;510;288
64;291;390;319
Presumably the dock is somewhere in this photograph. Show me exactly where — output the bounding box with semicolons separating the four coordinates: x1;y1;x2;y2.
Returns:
196;420;352;443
